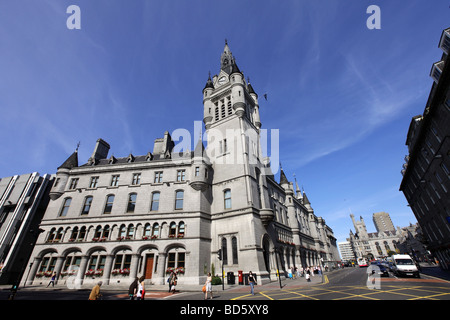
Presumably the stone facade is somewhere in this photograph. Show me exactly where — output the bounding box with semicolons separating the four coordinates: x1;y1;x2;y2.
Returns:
22;43;339;288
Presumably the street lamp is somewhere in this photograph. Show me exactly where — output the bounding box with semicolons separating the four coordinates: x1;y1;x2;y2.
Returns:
274;248;282;289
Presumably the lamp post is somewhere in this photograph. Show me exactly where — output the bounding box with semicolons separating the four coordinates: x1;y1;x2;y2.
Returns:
274;248;282;289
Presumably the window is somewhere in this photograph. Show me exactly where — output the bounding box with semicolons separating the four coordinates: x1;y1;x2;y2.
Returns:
143;224;151;237
69;178;78;190
169;222;177;237
103;195;115;214
224;189;231;209
60;198;72;217
110;175;120;187
81;196;93;215
167;251;185;270
232;237;238;264
114;253;132;270
175;190;184;210
89;176;99;188
132;173;141;185
177;170;186;182
78;226;86;241
215;107;219;121
102;225;110;239
150;192;160;211
227;101;232;115
88;253;106;271
435;172;447;192
127;224;135;238
220;139;228;154
152;223;159;238
127;193;137;213
195;167;200;177
221;238;228;265
178;222;185;237
154;171;163;183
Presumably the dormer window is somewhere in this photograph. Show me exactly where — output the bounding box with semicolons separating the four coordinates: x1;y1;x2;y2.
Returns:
431;61;444;83
439;28;450;54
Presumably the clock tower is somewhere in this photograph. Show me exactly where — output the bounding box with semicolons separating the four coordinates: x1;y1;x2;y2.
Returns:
201;42;275;280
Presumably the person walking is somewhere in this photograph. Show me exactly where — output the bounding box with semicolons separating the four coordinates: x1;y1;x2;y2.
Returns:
88;281;102;300
204;272;213;300
136;276;145;300
305;267;311;282
47;272;56;287
248;271;256;295
128;277;139;300
170;271;178;294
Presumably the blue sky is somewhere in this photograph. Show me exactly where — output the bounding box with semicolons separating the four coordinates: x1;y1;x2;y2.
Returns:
0;0;449;245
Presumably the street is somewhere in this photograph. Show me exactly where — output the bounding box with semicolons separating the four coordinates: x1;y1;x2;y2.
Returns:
2;265;449;301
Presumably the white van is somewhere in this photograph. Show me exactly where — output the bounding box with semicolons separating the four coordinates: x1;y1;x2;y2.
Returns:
392;254;420;278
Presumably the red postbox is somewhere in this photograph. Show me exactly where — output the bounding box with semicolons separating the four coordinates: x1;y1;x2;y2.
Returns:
238;270;243;285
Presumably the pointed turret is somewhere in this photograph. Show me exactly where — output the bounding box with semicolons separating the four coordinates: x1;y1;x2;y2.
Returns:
50;148;79;200
58;150;78;170
221;39;236;74
279;167;289;187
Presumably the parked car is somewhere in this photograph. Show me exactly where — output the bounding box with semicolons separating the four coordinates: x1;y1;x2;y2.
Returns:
370;261;389;277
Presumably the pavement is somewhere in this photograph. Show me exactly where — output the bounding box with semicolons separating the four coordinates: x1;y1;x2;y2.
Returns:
0;269;326;294
1;264;449;295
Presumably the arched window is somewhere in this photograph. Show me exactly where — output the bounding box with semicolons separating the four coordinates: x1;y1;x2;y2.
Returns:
232;236;238;264
143;224;151;237
152;223;159;238
221;237;228;265
119;225;126;239
127;193;137;213
81;196;93;215
175;190;184;210
70;227;79;241
127;224;135;238
59;198;72;217
169;222;177;237
178;222;185;237
78;226;86;241
94;226;102;239
47;228;56;242
55;228;64;242
103;195;115;214
102;225;110;240
151;192;160;211
224;189;231;209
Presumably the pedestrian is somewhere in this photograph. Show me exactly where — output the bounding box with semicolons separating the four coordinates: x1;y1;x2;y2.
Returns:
305;268;311;282
88;281;102;300
128;277;139;300
136;276;145;300
47;272;56;287
168;270;177;294
248;271;256;295
204;272;213;300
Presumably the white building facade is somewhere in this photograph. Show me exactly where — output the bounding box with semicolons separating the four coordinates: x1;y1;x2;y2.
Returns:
22;43;339;287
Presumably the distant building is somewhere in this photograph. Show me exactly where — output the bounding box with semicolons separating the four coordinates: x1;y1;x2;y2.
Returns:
338;241;355;262
373;212;395;233
400;27;450;270
0;173;53;284
21;43;339;288
347;214;401;260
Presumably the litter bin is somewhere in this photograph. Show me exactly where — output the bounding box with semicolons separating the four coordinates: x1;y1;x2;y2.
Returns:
238;270;243;285
227;272;235;285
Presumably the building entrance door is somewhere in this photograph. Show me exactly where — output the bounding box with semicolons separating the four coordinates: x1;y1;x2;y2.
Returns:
144;254;154;279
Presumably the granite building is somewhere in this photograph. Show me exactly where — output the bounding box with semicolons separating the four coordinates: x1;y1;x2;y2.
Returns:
21;43;339;287
400;27;450;270
0;173;53;284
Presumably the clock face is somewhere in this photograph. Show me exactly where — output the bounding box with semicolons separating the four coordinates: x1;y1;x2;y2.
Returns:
218;76;226;85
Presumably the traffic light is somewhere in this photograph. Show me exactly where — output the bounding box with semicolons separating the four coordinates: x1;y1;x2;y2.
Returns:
217;249;222;261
